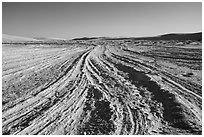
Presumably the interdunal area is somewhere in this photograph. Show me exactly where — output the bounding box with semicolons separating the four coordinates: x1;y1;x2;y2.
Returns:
2;33;202;135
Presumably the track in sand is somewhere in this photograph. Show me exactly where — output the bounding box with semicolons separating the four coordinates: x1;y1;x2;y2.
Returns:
2;40;202;135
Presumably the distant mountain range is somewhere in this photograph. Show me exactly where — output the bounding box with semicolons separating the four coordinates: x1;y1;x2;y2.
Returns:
154;32;202;41
33;37;66;41
2;34;66;43
104;32;202;41
2;32;202;43
2;34;38;43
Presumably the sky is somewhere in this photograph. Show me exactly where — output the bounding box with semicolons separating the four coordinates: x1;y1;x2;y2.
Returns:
2;2;202;39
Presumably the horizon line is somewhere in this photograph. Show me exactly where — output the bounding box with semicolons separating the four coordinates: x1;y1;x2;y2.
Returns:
2;31;202;40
